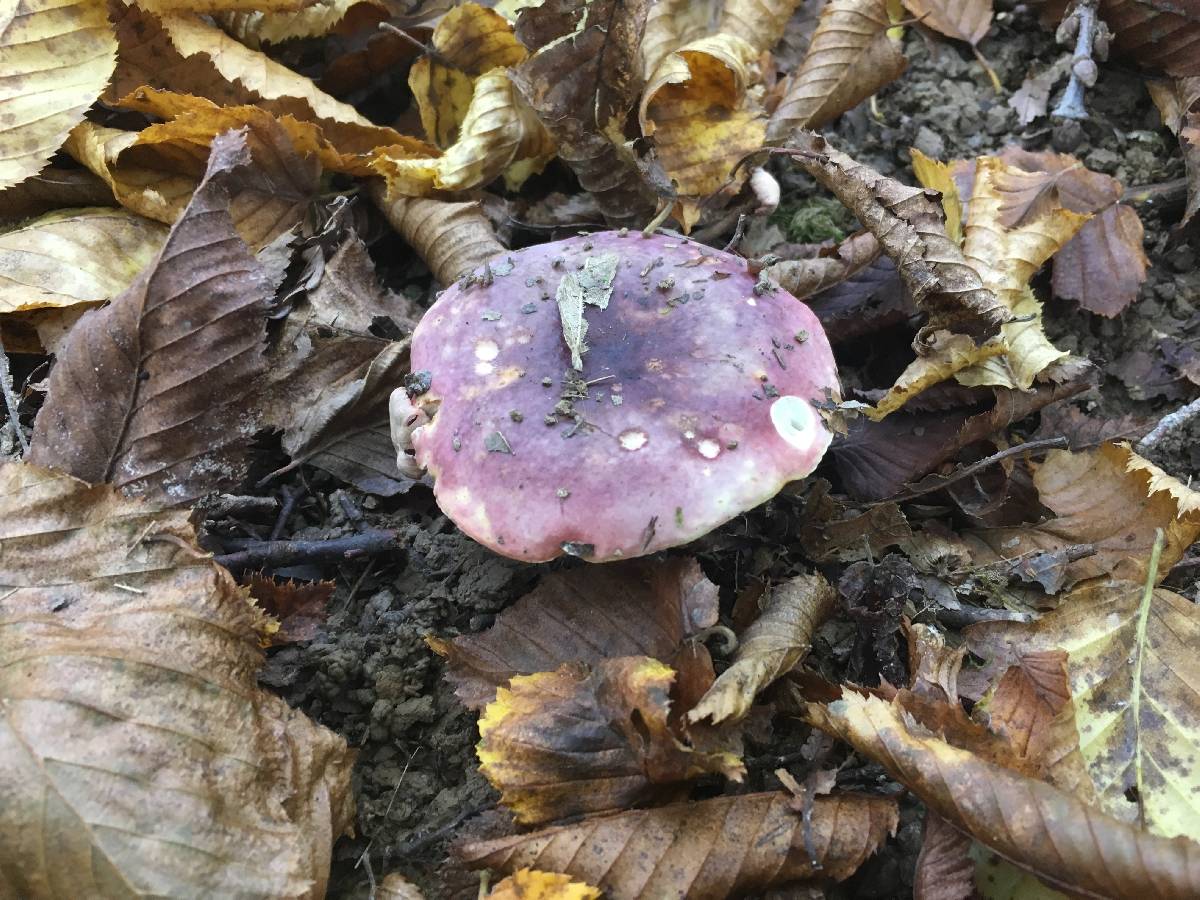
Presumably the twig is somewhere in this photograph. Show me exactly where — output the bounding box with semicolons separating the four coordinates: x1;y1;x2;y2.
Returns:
270;484;305;541
0;334;28;455
392;801;492;859
1137;395;1200;454
214;529;399;571
869;437;1068;506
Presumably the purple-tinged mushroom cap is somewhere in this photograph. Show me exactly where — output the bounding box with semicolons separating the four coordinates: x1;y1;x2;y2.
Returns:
391;230;839;562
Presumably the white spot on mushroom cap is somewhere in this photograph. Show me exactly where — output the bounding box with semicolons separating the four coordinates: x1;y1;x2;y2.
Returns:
619;429;648;450
475;339;499;361
475;361;494;375
697;439;720;459
745;297;757;306
770;396;819;453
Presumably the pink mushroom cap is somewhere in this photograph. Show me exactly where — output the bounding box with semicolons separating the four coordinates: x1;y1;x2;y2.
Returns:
391;230;839;562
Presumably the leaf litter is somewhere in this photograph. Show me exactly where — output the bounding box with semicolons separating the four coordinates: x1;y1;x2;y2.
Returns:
2;0;1200;898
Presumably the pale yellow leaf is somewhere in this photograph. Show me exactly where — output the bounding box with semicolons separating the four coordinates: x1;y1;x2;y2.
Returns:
910;146;962;244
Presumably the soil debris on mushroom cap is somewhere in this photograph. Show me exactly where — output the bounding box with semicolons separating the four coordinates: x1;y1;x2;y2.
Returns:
391;230;840;562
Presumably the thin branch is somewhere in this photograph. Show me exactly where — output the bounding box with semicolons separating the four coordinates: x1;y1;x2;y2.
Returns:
0;334;28;455
214;530;399;571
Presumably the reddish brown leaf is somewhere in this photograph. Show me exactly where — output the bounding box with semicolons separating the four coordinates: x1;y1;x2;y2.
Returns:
1099;0;1200;77
903;0;992;46
457;791;898;898
428;558;718;708
247;574;333;645
914;811;974;900
28;130;269;505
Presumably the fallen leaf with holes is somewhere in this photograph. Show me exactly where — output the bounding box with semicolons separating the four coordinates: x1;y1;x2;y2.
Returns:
767;0;905;140
457;789;898;897
805;690;1200;899
28;130;270;505
639;33;765;231
961;443;1200;590
688;572;836;725
487;870;601;900
968;576;1200;839
0;462;354;896
247;574;334;645
477;656;744;825
429;557;718;709
510;0;657;229
0;0;117;191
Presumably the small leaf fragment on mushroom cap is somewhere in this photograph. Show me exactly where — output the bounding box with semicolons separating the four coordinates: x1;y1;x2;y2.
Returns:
556;252;620;370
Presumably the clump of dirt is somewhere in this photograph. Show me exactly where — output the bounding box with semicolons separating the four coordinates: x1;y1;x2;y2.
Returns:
266;7;1198;897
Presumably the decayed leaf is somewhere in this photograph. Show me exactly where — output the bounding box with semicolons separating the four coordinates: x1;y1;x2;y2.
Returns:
369;183;504;285
968;578;1200;839
0;0;117;191
0;168;114;225
901;0;998;87
766;0;905;140
28;130;270;505
995;148;1149;317
409;3;527;149
217;0;390;46
805;690;1200;900
783;132;1010;344
510;0;657;229
429;558;718;709
458;790;899;897
379;872;426;900
962;443;1200;589
720;0;805;55
765;230;882;298
914;811;975;900
488;870;601;900
1007;58;1069;126
477;656;744;825
247;574;334;645
640;33;765;231
0;208;167;316
0;462;354;896
1184;117;1200;226
688;572;836;725
65;92;325;248
869;329;1005;421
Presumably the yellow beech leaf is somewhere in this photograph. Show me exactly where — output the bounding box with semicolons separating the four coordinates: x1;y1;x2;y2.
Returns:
0;0;117;191
477;656;744;825
969;578;1200;841
409;2;527;149
868;329;1005;420
962;443;1200;589
0;208;167;316
767;0;905;140
0;461;354;896
373;68;555;195
217;0;391;48
488;870;602;900
910;146;963;244
640;33;765;231
955;287;1067;391
641;0;716;81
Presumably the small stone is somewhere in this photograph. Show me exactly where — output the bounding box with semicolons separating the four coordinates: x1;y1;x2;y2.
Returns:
912;125;945;160
1051;120;1086;154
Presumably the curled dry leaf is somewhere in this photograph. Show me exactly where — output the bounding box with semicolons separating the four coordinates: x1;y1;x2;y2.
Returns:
457;790;898;899
369;182;504;285
477;656;744;825
783;132;1009;345
639;33;765;231
766;0;905;141
962;443;1200;590
510;0;657;229
719;0;805;56
0;168;114;226
805;691;1200;900
487;870;601;900
217;0;392;48
0;0;117;191
968;578;1200;839
428;557;718;709
29;130;270;506
0;208;167;317
0;462;354;896
688;572;836;725
765;230;883;299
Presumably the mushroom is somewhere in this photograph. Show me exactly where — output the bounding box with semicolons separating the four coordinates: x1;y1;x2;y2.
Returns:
390;230;839;562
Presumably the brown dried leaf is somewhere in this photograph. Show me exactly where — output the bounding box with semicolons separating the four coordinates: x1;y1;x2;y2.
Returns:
477;656;744;825
457;790;899;897
28;130;270;505
0;462;354;896
767;0;905;140
429;558;718;709
369;182;504;285
217;0;392;48
300;234;418;335
914;811;974;900
1096;0;1200;78
784;132;1009;344
1183;116;1200;226
511;0;658;229
0;168;114;226
968;579;1200;838
902;0;992;46
765;230;883;298
1007;59;1069;126
963;443;1200;590
805;690;1200;900
0;0;117;191
799;481;912;562
247;574;334;645
379;872;426;900
487;870;601;900
688;572;836;725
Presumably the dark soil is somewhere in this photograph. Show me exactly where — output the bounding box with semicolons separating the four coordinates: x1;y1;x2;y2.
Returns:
227;5;1199;897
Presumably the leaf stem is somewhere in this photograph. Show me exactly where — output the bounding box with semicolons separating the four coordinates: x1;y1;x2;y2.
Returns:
1130;527;1164;828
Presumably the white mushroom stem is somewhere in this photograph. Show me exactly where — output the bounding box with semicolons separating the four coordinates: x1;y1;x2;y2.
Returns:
389;387;430;479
